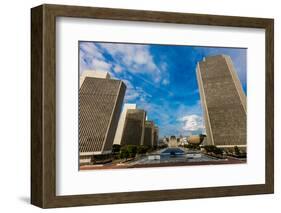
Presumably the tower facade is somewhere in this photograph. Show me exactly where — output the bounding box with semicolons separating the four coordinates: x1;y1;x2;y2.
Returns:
120;109;146;146
196;55;246;148
143;121;155;147
113;104;137;145
153;126;159;147
79;74;126;165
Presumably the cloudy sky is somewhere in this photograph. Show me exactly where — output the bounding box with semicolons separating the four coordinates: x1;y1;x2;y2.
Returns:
79;42;247;137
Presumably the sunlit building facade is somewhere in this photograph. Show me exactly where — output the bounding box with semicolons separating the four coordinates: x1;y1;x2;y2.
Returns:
79;72;126;165
196;55;247;148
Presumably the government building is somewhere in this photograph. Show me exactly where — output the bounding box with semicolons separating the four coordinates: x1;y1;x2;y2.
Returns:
113;103;137;145
79;71;126;165
143;121;155;147
196;55;247;148
120;109;146;146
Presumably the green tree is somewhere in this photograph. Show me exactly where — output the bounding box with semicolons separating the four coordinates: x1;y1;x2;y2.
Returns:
234;146;240;156
112;144;121;154
203;145;223;155
119;147;129;160
137;145;150;154
127;145;138;158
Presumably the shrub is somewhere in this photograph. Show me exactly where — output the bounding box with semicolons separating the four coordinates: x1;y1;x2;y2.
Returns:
137;145;150;154
184;144;200;150
112;144;121;154
234;146;241;156
127;145;138;158
119;147;129;159
203;145;223;155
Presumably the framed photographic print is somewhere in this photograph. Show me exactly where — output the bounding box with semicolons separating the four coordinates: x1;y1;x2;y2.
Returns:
31;4;274;208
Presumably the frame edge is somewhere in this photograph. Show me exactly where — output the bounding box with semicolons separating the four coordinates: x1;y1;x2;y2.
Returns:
31;5;44;208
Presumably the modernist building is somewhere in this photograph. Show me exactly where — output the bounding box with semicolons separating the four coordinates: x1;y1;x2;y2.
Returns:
113;104;137;145
79;71;126;165
143;121;154;147
153;126;159;147
196;55;247;148
120;109;146;146
79;70;110;87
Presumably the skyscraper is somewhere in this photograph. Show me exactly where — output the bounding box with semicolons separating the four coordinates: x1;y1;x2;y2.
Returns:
153;126;159;147
196;55;246;148
113;104;137;145
79;71;126;165
143;121;155;147
120;109;146;146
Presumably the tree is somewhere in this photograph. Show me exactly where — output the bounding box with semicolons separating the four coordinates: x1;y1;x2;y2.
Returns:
137;145;150;154
112;144;121;154
127;145;138;158
203;145;223;155
234;146;241;156
119;147;129;160
184;144;200;150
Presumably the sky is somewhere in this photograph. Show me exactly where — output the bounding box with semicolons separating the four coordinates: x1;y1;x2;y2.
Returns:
79;42;247;137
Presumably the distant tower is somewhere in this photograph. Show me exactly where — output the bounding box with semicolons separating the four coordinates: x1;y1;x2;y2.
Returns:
168;136;178;148
196;55;246;148
153;126;159;147
79;71;126;165
120;109;146;146
113;104;137;145
143;121;155;147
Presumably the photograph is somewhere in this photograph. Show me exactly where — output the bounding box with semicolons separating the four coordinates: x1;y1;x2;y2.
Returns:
78;41;247;170
29;4;274;208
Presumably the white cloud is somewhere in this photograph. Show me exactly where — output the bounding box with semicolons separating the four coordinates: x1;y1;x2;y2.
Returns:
91;58;111;71
179;114;204;132
122;79;152;102
80;42;104;60
98;43;163;82
79;42;112;75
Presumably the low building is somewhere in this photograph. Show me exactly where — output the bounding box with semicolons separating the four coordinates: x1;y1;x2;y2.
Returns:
187;135;206;145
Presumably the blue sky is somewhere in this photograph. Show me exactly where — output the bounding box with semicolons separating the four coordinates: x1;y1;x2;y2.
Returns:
79;42;247;137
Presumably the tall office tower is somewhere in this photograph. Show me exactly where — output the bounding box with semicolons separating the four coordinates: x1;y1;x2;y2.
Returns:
153;126;159;147
80;70;111;87
120;109;146;146
113;104;137;145
143;121;155;147
196;55;246;148
79;72;126;165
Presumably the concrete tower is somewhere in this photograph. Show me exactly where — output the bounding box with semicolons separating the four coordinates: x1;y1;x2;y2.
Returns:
196;55;246;148
143;121;155;147
120;109;146;146
79;72;126;165
113;104;137;145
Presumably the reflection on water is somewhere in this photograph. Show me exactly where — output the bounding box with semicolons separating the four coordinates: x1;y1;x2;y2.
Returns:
130;147;222;165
